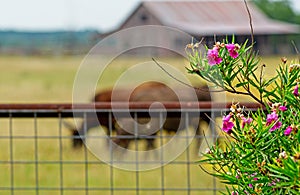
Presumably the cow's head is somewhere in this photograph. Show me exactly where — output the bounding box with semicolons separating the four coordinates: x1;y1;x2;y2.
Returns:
72;129;84;148
63;121;84;148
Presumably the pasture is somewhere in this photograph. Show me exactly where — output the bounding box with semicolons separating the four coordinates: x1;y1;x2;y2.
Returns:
0;54;294;194
0;54;290;102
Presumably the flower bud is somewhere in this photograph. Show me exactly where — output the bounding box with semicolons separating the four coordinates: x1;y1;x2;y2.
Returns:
279;151;287;159
293;84;299;97
281;57;287;64
294;153;300;160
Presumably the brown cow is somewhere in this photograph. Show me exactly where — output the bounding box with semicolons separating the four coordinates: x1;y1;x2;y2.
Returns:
67;81;211;150
113;82;211;150
69;82;169;148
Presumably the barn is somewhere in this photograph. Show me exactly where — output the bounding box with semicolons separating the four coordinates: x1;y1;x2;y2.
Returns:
98;0;299;55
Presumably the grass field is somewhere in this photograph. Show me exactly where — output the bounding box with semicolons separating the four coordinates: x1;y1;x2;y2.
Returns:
0;54;294;102
0;54;297;194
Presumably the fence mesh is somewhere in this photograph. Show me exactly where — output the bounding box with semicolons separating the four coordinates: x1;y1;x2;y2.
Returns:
0;103;260;195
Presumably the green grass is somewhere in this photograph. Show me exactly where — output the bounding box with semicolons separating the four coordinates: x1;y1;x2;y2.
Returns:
0;54;297;194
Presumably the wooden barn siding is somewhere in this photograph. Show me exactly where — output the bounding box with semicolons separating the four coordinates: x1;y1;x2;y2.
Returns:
118;5;190;56
120;5;162;29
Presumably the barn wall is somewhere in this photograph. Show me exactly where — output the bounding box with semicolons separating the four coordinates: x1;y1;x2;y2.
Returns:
121;5;162;28
97;5;193;56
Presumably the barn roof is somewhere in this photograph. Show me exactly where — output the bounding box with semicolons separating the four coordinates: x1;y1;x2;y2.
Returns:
120;0;299;35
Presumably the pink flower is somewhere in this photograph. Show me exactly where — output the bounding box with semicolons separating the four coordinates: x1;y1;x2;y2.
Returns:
284;126;292;136
272;121;282;131
231;191;238;195
266;112;282;131
293;84;299;97
207;49;222;66
266;112;278;125
278;105;287;111
222;114;234;133
241;117;253;128
225;44;235;51
226;43;239;58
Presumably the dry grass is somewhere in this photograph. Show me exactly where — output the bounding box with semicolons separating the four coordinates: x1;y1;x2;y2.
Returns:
0;54;296;194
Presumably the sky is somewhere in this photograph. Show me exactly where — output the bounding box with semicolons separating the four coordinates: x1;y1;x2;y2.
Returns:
0;0;300;32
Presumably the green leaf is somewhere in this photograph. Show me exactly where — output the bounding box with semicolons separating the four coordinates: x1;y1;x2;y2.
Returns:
235;82;249;88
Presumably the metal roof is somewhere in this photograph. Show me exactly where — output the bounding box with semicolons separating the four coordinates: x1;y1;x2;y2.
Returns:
141;0;299;35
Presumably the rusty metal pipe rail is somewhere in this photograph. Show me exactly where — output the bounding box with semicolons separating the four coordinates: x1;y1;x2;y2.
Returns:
0;102;262;118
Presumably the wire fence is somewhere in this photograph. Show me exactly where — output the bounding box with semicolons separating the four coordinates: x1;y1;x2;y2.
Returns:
0;102;260;195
